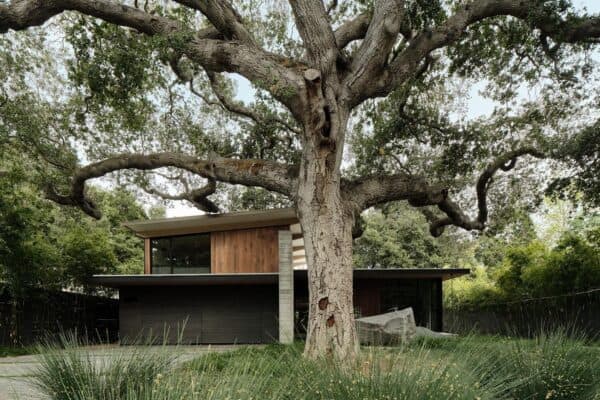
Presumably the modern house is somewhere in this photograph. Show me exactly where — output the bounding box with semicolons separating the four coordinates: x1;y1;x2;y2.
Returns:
91;208;469;344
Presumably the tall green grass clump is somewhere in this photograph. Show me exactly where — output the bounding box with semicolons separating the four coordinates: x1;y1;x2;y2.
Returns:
32;333;178;400
492;330;600;400
183;341;503;400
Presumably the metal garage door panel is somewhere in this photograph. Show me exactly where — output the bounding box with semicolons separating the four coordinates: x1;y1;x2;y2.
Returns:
197;286;276;344
140;311;202;344
119;285;277;344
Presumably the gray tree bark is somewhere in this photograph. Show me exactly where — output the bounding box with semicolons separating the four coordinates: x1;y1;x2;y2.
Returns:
296;99;359;359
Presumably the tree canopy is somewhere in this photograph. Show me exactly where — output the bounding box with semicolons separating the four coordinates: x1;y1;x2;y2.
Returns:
2;0;600;359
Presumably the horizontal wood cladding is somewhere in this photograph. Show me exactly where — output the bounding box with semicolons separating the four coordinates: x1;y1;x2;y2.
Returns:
211;226;286;273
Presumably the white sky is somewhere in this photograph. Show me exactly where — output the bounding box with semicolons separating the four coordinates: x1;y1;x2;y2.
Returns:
166;0;600;217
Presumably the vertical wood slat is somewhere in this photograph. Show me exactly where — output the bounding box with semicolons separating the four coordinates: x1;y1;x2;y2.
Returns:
144;239;151;274
210;226;287;273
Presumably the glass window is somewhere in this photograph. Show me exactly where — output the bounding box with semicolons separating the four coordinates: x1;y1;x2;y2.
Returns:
150;234;211;274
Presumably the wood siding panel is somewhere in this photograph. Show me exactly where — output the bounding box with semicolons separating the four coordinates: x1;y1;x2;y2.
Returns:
211;227;284;273
144;239;151;274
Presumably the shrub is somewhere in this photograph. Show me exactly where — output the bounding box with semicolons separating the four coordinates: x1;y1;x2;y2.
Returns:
444;265;501;309
447;231;600;309
0;345;36;357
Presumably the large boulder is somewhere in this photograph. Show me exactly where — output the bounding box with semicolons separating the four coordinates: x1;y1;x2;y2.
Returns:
356;308;417;345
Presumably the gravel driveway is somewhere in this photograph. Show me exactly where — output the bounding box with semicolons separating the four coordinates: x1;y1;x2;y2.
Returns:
0;345;242;400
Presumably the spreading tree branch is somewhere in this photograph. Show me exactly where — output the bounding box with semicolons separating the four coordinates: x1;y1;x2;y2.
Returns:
428;147;546;236
334;13;370;49
345;0;405;97
173;0;255;43
44;152;297;219
205;72;301;134
342;172;449;211
346;147;545;236
143;177;220;213
349;0;600;106
0;0;305;114
290;0;339;77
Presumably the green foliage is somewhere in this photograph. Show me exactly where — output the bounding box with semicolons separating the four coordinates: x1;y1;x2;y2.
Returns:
60;225;118;290
31;331;600;400
550;120;600;206
494;240;550;297
444;196;600;309
223;186;292;211
447;1;594;100
65;17;166;132
0;168;62;297
444;265;501;309
447;220;600;308
353;202;470;269
497;233;600;299
0;162;146;295
0;345;36;358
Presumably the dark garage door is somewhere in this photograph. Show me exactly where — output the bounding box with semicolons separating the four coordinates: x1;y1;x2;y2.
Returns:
119;285;278;344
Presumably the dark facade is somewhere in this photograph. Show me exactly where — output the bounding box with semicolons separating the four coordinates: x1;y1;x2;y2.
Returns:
119;284;277;344
99;269;459;344
295;274;443;337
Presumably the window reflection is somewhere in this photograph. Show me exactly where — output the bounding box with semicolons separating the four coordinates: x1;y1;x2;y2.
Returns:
150;234;211;274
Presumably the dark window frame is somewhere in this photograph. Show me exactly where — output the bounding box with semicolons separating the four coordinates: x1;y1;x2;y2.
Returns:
150;233;211;275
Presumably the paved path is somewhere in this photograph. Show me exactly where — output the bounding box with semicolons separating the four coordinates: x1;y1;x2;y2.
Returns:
0;345;241;400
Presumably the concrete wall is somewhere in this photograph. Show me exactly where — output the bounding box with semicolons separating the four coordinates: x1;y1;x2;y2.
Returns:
278;230;294;343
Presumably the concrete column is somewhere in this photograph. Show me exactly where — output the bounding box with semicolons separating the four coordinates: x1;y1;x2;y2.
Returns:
278;230;294;344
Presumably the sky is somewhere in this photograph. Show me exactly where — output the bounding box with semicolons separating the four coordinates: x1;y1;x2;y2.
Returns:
166;0;600;217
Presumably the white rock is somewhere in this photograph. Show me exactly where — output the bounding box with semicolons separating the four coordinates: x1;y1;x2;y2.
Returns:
356;308;417;345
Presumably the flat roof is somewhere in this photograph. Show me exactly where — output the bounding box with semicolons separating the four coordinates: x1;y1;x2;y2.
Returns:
124;208;298;238
90;269;470;288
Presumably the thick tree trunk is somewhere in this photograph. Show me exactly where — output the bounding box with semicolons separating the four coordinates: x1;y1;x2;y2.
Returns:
299;200;358;360
296;99;359;361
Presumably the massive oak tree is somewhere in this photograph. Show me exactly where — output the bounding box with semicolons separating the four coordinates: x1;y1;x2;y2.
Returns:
1;0;600;360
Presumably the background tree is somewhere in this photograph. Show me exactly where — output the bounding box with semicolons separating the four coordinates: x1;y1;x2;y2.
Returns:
445;198;600;308
2;0;600;360
0;157;151;294
353;202;471;269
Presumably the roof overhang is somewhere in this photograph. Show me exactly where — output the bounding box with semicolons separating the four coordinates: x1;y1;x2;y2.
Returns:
89;273;279;287
124;208;299;238
297;268;471;281
91;268;470;288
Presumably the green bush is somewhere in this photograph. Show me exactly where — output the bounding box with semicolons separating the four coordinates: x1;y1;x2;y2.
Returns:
494;235;600;300
444;265;501;309
0;345;36;357
446;231;600;309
